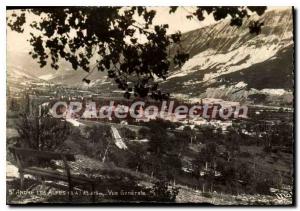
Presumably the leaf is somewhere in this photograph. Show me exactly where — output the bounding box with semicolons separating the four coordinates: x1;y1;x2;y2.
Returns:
169;6;178;14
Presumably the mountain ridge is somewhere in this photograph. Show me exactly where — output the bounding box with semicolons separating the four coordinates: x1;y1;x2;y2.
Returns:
161;8;294;106
6;8;294;106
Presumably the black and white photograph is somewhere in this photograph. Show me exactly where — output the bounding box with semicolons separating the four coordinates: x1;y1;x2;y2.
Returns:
6;5;295;205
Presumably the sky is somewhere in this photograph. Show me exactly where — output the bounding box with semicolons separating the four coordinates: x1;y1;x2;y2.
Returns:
146;7;217;33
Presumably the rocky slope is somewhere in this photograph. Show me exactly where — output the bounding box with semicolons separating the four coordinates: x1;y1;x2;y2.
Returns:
161;8;294;106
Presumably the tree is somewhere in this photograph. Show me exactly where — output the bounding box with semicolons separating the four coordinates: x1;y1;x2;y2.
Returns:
119;127;136;140
85;124;110;144
150;180;179;202
16;114;71;151
137;127;150;139
224;127;241;161
147;123;171;156
7;6;266;99
84;124;113;161
193;142;218;192
183;126;196;144
127;143;146;172
163;154;182;183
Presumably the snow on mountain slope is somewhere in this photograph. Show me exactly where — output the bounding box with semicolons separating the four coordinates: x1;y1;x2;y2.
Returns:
7;64;40;81
7;49;102;84
163;8;294;106
38;74;56;81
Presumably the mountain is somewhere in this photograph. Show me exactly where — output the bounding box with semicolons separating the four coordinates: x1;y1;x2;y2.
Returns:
6;50;108;89
6;8;294;106
160;8;294;106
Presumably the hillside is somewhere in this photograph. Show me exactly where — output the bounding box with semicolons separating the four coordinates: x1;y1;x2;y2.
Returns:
6;9;294;106
161;8;294;106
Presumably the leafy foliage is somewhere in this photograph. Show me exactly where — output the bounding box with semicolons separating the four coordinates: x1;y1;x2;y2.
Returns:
16;114;71;151
192;6;266;28
83;124;113;160
150;180;179;202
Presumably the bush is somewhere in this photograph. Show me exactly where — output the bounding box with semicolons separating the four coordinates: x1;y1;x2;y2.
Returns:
138;127;150;139
16;114;71;151
255;181;271;195
150;180;180;202
202;192;212;198
239;151;251;158
119;127;136;140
